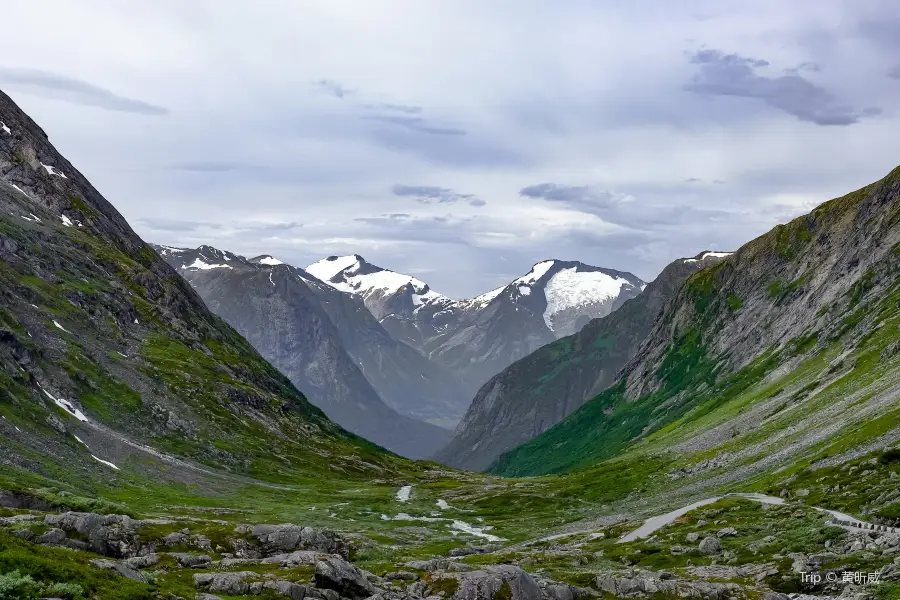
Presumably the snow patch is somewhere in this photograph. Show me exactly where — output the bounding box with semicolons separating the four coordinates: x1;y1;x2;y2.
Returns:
306;255;360;282
9;184;31;199
258;256;284;266
41;163;68;179
701;251;732;259
21;213;41;223
516;261;554;285
60;214;74;227
52;320;72;334
468;286;504;307
0;121;10;135
74;435;87;446
269;271;275;287
40;386;89;422
517;285;531;296
449;520;505;542
396;485;413;502
436;499;452;510
543;268;631;330
186;257;233;270
91;455;119;470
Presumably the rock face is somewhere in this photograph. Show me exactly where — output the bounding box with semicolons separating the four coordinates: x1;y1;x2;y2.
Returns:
307;256;644;399
314;555;376;600
0;89;391;485
433;565;543;600
433;254;725;471
490;167;900;477
156;246;454;458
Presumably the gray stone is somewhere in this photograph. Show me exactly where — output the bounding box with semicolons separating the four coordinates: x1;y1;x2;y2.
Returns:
717;527;737;538
699;536;722;555
89;559;147;583
441;565;542;600
264;579;311;599
315;556;376;600
384;571;419;581
193;571;257;595
171;553;211;568
685;532;699;543
37;528;67;545
403;559;473;572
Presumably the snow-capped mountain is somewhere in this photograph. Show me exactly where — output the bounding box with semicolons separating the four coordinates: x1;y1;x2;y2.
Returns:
155;245;472;456
307;255;645;396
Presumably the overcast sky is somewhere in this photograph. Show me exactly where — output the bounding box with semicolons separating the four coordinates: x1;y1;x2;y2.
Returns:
3;1;899;298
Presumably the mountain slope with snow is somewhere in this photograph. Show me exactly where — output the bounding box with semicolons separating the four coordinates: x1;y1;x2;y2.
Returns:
433;252;727;471
157;246;467;455
308;256;645;397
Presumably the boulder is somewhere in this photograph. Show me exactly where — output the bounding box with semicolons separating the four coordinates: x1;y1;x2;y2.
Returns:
171;552;211;568
44;512;141;558
686;532;700;543
699;536;722;555
238;523;350;558
264;579;313;600
439;565;542;600
194;571;258;595
89;558;148;583
315;555;377;600
716;527;737;538
403;559;473;572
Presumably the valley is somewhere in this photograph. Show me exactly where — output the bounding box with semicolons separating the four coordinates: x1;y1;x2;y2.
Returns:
1;80;899;600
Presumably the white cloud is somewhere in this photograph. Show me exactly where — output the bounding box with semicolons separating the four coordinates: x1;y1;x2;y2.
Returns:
2;0;899;297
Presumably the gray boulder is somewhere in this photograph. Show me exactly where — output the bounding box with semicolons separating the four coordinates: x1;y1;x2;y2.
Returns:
194;571;257;596
403;559;473;572
44;511;141;558
238;523;350;558
315;556;377;600
436;565;542;600
171;552;211;568
699;536;722;555
89;559;147;583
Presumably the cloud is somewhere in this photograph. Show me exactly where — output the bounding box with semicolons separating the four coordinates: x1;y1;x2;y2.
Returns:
365;103;423;114
312;79;353;98
889;64;900;80
0;68;168;115
362;114;466;136
685;50;881;126
519;182;732;231
392;184;485;206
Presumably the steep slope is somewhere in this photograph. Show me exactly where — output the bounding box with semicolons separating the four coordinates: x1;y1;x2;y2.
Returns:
156;246;452;456
435;252;727;471
0;90;396;490
492;166;900;477
308;256;645;396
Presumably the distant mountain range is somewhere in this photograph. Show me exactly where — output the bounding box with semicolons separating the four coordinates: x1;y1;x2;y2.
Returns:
155;245;463;458
433;252;729;471
307;255;646;397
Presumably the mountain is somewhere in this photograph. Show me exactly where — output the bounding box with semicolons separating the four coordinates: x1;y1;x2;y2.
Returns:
0;90;395;488
491;166;900;477
434;252;729;471
156;245;456;456
308;255;646;395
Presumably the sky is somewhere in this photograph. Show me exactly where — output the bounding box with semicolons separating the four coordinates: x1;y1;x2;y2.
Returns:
2;0;899;298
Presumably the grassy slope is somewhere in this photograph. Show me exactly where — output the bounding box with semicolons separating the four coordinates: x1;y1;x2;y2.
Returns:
491;166;900;478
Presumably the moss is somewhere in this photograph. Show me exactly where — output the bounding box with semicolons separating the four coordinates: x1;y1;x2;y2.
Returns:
493;579;512;600
429;575;460;598
726;294;743;311
68;195;96;219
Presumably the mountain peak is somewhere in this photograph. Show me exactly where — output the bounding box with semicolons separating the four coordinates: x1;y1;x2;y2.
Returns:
249;254;285;266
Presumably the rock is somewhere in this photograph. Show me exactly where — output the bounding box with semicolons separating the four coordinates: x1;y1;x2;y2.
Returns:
403;559;473;572
448;545;498;558
384;571;419;581
171;552;211;568
795;489;810;497
89;558;148;583
685;532;699;543
261;550;321;567
542;584;575;600
240;523;350;558
122;554;159;569
196;595;224;600
717;527;737;538
315;556;376;600
194;571;257;596
699;536;722;555
264;579;312;600
36;528;67;545
670;545;685;555
44;512;141;558
11;529;34;541
763;593;790;600
162;532;187;545
597;571;741;599
441;565;542;600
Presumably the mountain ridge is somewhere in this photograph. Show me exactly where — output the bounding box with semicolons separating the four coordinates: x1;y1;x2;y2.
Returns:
490;165;900;477
434;251;728;471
